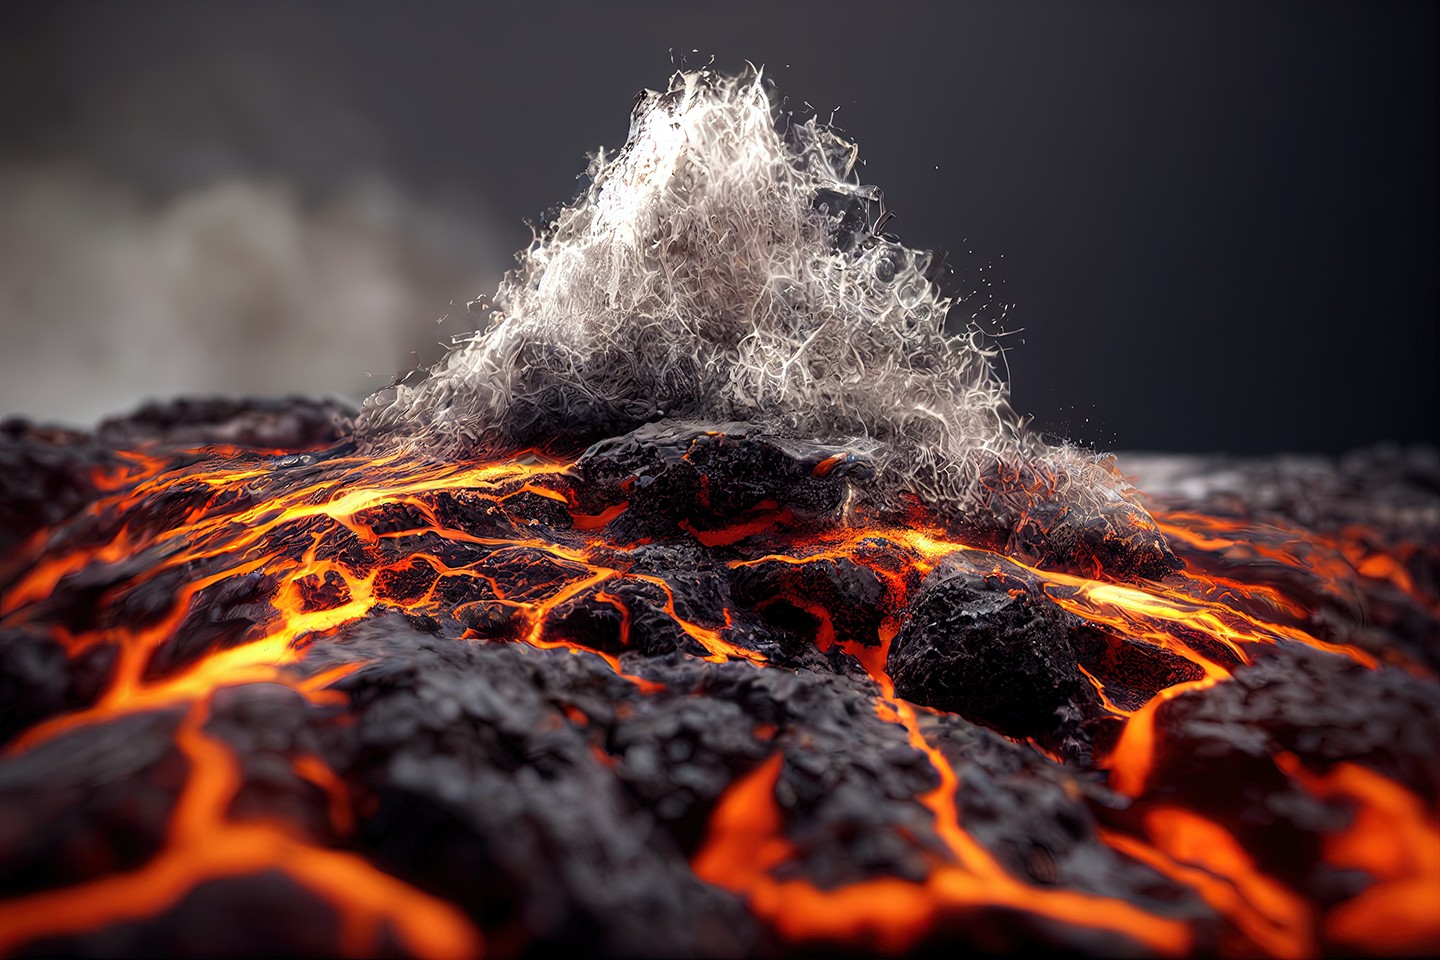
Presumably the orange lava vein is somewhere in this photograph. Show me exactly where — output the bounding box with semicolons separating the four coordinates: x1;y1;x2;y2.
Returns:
1098;809;1313;957
1277;755;1440;955
6;440;1432;958
692;745;1192;955
0;704;481;960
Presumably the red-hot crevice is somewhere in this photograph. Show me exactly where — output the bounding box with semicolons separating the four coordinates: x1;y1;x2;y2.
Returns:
0;437;1435;958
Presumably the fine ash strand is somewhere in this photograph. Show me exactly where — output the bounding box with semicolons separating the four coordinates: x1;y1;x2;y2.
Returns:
356;69;1173;576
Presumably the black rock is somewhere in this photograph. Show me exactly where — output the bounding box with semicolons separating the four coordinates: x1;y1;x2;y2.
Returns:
888;557;1100;749
573;419;874;546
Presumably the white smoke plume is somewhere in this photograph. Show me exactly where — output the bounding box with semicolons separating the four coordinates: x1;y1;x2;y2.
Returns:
357;69;1173;575
0;167;495;427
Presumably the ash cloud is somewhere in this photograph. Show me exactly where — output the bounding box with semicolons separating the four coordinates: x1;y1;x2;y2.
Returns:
0;7;501;428
356;70;1174;575
0;167;497;427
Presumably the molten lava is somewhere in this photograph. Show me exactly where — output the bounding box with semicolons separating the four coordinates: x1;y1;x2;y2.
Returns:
0;421;1436;957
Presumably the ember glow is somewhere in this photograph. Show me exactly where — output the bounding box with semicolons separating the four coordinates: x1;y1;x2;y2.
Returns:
1;428;1436;957
2;68;1437;958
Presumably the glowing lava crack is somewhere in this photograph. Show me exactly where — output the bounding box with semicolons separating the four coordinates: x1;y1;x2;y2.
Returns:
1;410;1437;958
1;67;1438;959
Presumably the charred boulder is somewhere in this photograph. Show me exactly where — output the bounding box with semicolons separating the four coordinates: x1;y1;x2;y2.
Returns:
888;558;1101;751
572;419;874;546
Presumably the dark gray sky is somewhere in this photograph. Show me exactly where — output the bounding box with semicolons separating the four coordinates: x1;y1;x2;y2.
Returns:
2;0;1435;452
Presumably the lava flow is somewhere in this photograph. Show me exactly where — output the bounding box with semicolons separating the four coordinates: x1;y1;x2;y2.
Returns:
0;414;1437;958
2;65;1438;959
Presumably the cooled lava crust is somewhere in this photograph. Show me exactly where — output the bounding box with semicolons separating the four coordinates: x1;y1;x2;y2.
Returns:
0;398;1437;958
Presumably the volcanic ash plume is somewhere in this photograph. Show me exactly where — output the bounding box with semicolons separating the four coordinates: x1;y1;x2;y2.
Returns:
356;69;1175;578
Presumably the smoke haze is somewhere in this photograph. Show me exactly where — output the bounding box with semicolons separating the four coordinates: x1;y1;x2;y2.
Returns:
0;2;502;425
0;167;497;425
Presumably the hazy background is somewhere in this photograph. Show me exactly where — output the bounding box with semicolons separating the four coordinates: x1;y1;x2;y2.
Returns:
1;0;1434;453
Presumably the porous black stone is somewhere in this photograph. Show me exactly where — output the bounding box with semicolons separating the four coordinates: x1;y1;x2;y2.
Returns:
887;558;1100;748
573;419;874;545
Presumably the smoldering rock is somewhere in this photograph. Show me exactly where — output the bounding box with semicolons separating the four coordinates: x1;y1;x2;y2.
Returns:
1146;641;1440;807
0;627;117;746
0;710;184;899
542;577;707;659
946;456;1183;583
0;419;118;557
661;658;1212;956
0;395;356;563
729;554;888;651
653;657;942;885
205;682;357;841
25;872;347;960
1070;630;1206;715
887;557;1102;752
305;616;1209;955
1123;445;1440;544
572;419;874;546
1123;445;1440;667
3;394;1439;958
918;711;1219;952
326;617;761;958
1117;640;1440;901
603;683;776;849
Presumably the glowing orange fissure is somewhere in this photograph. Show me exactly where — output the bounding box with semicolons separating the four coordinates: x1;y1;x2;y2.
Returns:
1098;808;1314;959
0;702;482;960
692;741;1193;956
1276;753;1440;954
0;442;1430;957
1156;511;1438;615
694;509;1427;955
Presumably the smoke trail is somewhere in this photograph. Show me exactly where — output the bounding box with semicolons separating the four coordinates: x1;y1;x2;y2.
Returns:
356;69;1175;577
0;165;498;427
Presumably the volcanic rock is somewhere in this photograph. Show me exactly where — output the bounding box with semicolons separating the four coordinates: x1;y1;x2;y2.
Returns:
887;557;1101;751
572;419;874;546
0;403;1437;958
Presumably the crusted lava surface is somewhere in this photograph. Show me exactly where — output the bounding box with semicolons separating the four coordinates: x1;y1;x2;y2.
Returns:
0;402;1437;958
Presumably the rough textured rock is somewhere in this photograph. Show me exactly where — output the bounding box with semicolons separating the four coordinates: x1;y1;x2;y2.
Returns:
0;408;1436;957
572;419;874;546
887;558;1102;753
